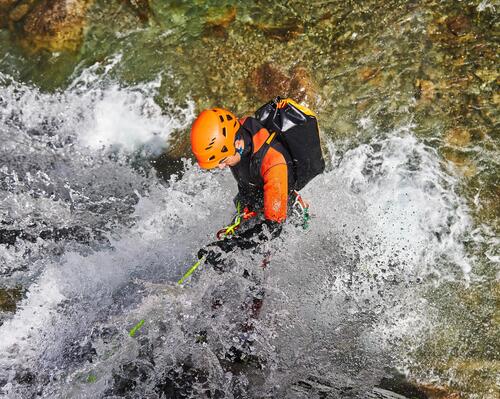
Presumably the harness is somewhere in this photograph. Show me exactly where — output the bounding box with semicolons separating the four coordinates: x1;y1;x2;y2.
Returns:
231;118;295;191
216;190;310;240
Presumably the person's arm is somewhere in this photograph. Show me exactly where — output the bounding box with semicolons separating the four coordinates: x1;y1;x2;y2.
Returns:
199;163;288;264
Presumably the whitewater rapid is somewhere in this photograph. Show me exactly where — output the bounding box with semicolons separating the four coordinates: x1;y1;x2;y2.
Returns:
0;63;473;398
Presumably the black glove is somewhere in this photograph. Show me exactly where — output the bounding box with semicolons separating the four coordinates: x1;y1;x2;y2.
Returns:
198;220;282;267
197;245;224;267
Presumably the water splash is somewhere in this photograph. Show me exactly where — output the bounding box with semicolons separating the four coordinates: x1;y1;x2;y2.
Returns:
0;68;473;397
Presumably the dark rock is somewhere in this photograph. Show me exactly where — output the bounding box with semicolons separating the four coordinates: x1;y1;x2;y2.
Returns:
252;19;304;42
0;226;108;246
155;361;210;399
289;66;318;105
0;286;24;312
0;0;18;28
9;0;34;23
152;153;185;181
247;62;291;102
65;339;96;363
446;15;471;36
14;370;35;385
126;0;152;23
247;62;318;106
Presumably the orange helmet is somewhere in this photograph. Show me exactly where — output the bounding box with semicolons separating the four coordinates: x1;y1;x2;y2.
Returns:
191;108;240;169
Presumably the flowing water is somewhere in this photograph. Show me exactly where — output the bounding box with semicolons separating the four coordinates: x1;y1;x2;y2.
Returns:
0;1;498;398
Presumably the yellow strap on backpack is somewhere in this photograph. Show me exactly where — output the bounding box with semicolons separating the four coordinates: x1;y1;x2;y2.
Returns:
279;98;316;117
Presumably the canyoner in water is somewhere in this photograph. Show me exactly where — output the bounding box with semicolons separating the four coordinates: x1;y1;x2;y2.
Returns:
179;97;325;283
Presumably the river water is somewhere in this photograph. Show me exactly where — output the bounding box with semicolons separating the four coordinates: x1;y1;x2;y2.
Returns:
0;1;498;398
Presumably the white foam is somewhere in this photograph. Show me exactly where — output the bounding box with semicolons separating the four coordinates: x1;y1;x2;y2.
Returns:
0;56;194;155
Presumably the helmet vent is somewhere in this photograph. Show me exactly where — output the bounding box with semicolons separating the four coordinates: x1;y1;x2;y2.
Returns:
226;114;233;121
222;127;226;137
219;115;224;123
209;155;216;161
205;145;213;150
233;121;238;127
221;145;228;153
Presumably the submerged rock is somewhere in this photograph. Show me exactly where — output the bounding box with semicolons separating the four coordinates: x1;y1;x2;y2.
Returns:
418;383;461;398
446;15;471;37
126;0;152;23
415;79;436;103
205;5;236;29
0;287;24;313
444;127;471;147
0;0;18;28
250;18;304;42
248;62;290;101
247;62;318;106
20;0;94;52
202;5;236;39
289;66;318;105
442;148;476;177
9;0;34;23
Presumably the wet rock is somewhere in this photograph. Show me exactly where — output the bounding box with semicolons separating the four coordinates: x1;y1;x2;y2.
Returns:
125;0;152;23
442;149;476;177
0;287;24;312
0;0;17;28
444;127;471;147
252;19;304;42
155;361;211;398
9;2;31;22
14;370;36;385
0;0;17;9
0;226;107;246
247;63;318;105
289;66;318;105
21;0;94;52
446;15;471;36
247;62;290;101
418;383;461;398
152;152;186;181
165;127;191;158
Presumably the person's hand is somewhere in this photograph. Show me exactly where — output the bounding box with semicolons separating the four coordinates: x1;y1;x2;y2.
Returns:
197;245;223;267
197;240;235;267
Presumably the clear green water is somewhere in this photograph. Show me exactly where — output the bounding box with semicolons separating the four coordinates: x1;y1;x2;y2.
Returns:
0;0;498;397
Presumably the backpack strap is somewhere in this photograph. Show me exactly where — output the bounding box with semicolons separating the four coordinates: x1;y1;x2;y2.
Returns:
249;131;277;185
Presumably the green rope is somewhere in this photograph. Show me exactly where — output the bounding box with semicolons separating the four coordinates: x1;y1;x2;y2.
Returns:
178;256;205;285
129;319;145;337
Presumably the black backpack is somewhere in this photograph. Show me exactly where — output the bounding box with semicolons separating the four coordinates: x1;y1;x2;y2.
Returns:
253;97;325;191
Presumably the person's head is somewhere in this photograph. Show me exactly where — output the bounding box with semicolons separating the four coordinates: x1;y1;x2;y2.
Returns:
191;108;242;170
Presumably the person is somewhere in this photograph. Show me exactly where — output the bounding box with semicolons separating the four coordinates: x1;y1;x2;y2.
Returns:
191;98;324;268
190;107;298;266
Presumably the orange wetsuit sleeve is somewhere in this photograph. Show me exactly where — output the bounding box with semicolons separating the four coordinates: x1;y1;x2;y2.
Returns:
262;149;288;222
